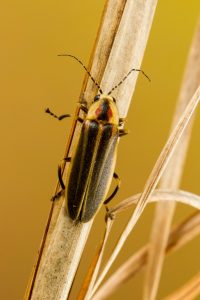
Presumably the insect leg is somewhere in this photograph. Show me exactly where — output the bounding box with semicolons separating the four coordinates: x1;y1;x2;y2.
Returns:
77;116;85;123
119;129;129;137
118;118;128;136
104;172;121;205
119;117;125;126
51;189;65;201
51;157;71;201
104;173;121;221
79;92;88;107
79;104;88;113
45;108;71;121
58;157;72;189
76;102;88;123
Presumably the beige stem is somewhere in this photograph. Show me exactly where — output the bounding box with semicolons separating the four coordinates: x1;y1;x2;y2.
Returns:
24;0;158;299
93;211;200;300
144;20;200;300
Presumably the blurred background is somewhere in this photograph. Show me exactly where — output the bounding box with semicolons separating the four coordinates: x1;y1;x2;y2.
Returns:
1;1;200;299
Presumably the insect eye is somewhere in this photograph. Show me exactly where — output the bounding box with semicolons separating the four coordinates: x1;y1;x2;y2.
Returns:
94;94;100;102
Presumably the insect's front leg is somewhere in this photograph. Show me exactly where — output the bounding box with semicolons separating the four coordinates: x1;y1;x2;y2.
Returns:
118;118;128;137
119;129;129;137
79;92;89;112
77;97;89;123
77;103;88;123
45;108;71;121
119;117;125;126
79;103;88;114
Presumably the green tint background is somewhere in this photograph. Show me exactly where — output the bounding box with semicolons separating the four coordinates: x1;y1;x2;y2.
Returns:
1;1;200;299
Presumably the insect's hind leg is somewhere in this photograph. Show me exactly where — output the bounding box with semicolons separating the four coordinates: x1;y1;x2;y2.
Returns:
104;172;121;205
51;157;71;201
57;158;72;190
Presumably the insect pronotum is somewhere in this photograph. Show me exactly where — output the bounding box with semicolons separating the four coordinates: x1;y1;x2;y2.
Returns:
47;54;150;222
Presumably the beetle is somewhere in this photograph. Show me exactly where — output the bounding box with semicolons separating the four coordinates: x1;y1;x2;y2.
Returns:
46;54;150;222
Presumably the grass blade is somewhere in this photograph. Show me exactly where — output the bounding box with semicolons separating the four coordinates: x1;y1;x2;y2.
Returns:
93;211;200;300
77;219;113;300
164;272;200;300
144;20;200;300
109;189;200;215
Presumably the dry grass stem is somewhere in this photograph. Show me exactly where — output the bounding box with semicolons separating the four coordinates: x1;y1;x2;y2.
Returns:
144;20;200;300
167;211;200;253
164;272;200;300
91;86;200;297
31;212;93;300
24;105;87;299
25;0;158;299
92;211;200;300
80;189;200;298
77;219;113;300
109;189;200;214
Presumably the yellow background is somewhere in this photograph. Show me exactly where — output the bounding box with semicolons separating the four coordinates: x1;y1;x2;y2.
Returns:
1;1;200;299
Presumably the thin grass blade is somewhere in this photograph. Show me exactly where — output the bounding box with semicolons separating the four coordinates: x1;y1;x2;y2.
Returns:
92;211;200;300
144;21;200;300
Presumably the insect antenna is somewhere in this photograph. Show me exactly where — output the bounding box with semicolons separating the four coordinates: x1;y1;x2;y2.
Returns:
58;54;103;94
107;68;151;95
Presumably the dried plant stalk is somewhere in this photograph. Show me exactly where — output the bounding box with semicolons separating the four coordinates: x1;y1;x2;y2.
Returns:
164;272;200;300
91;86;200;297
93;211;200;300
78;189;200;299
25;0;158;299
110;189;200;214
144;20;200;300
77;219;113;300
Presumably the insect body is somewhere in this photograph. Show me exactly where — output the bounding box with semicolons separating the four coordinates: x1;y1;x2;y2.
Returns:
47;54;150;223
67;94;121;222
